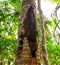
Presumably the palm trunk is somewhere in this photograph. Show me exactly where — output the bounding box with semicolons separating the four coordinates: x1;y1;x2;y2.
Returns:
15;0;40;65
38;0;50;65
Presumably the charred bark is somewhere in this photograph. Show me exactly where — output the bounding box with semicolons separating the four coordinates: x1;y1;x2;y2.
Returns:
23;5;38;57
15;0;40;65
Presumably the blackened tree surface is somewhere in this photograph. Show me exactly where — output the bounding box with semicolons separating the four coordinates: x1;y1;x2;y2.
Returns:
15;0;40;65
38;0;50;65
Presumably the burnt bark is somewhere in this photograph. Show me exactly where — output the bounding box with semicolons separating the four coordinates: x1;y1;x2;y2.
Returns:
15;0;40;65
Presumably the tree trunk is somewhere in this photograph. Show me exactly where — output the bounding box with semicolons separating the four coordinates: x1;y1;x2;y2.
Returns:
0;59;2;65
38;0;50;65
15;0;40;65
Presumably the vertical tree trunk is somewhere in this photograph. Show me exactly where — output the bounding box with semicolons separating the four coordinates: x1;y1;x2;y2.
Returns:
0;59;2;65
15;0;40;65
38;0;50;65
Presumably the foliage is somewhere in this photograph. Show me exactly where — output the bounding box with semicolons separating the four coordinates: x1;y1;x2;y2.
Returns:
45;0;60;2
0;36;17;61
9;0;22;13
52;0;60;2
0;0;19;64
46;33;60;65
0;0;60;65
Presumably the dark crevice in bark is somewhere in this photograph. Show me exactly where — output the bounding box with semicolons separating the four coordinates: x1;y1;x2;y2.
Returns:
16;0;40;64
23;5;38;57
16;5;37;58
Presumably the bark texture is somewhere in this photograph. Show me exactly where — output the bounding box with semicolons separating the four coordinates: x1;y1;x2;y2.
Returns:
38;0;49;65
15;0;40;65
38;0;50;65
